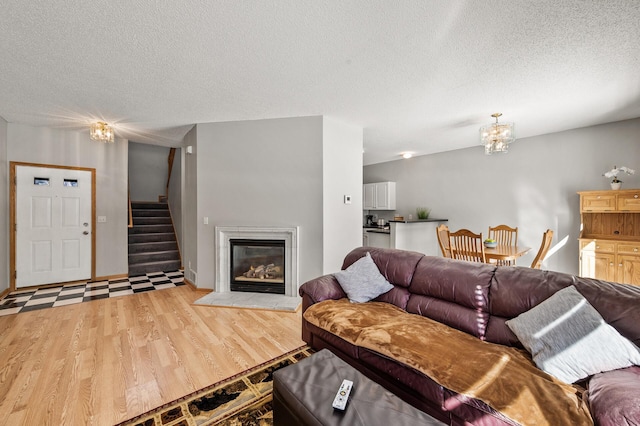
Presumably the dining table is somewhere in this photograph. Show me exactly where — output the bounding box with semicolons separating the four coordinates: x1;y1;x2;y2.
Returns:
484;244;531;263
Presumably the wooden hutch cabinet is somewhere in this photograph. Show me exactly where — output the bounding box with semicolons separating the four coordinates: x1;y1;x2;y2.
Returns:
578;189;640;286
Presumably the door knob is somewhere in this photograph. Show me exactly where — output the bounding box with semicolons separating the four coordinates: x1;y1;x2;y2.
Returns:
83;231;89;235
83;222;89;227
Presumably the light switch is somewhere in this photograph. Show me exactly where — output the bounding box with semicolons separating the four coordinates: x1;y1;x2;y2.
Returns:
344;195;352;204
204;217;209;225
98;216;107;223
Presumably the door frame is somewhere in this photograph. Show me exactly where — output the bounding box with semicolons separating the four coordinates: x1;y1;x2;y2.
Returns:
10;162;97;291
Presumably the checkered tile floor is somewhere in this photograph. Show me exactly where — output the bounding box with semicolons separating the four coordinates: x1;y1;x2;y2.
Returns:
0;270;184;316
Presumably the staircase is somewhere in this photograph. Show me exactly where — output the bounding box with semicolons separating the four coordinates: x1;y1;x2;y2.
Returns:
128;202;181;276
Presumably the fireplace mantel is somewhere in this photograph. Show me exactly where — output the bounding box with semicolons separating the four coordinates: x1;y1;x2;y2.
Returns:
215;226;299;296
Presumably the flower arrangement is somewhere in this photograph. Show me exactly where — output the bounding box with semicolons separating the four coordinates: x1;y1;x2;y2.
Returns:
604;165;635;183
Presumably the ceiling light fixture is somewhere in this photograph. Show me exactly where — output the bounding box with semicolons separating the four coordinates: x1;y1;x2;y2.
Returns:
90;121;115;143
479;113;515;155
402;152;413;159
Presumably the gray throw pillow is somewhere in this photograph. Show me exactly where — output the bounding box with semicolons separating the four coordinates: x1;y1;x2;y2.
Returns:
334;252;394;303
505;285;640;383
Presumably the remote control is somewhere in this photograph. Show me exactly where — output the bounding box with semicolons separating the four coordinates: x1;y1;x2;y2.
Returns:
332;379;353;410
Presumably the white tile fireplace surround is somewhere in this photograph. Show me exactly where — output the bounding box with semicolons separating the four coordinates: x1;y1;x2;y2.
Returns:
215;226;299;297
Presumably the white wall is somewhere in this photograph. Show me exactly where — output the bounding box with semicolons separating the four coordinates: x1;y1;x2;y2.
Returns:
7;123;129;278
181;127;198;283
128;141;170;201
193;116;325;290
322;117;363;272
364;118;640;274
0;117;7;293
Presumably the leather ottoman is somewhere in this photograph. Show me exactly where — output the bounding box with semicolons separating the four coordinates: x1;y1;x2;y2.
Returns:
273;349;444;425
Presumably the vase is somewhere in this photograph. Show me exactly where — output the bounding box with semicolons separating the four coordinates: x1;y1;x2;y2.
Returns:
611;182;622;190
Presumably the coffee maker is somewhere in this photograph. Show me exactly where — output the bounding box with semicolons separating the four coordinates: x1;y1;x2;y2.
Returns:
365;215;374;226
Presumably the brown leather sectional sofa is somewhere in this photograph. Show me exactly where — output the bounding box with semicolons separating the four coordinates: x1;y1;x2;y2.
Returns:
299;247;640;426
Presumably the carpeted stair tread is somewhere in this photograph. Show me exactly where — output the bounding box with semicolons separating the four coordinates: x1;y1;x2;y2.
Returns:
129;260;182;276
128;201;180;274
132;209;171;217
131;202;169;210
128;241;178;253
128;233;176;244
128;224;174;234
133;217;173;225
129;250;180;264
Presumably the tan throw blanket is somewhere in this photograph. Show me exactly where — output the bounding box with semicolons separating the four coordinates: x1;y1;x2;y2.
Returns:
304;299;592;426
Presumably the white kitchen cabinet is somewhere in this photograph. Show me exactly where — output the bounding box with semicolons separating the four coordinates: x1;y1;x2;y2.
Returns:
365;231;391;248
363;184;376;209
363;182;396;210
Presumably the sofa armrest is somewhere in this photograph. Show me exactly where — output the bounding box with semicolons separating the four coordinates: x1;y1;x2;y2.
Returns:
587;366;640;425
298;274;346;308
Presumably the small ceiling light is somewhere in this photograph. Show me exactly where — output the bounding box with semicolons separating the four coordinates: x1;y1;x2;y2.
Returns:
479;113;515;155
402;152;413;159
90;121;115;143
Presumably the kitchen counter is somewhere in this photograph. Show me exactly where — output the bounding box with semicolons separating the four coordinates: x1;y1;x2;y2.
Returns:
389;218;448;223
365;228;390;234
362;218;448;255
390;219;447;255
363;218;448;254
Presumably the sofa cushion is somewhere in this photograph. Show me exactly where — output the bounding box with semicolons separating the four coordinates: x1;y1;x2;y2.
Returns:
505;286;640;384
334;252;393;303
408;256;494;309
491;266;640;347
406;256;494;339
304;299;593;426
406;295;490;340
358;348;446;414
587;366;640;426
342;247;424;288
373;286;412;310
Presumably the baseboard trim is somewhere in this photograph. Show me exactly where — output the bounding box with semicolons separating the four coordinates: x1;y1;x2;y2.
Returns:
95;273;129;282
184;278;212;293
0;288;10;299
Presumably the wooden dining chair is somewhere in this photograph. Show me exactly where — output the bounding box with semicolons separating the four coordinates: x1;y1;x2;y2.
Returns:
448;229;486;263
488;225;518;246
436;224;451;258
488;224;518;265
531;229;554;269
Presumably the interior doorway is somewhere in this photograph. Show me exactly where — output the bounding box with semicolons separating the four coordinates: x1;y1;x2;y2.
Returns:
10;162;96;289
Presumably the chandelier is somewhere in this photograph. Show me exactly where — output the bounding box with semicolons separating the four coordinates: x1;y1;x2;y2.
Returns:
90;121;115;143
479;113;515;155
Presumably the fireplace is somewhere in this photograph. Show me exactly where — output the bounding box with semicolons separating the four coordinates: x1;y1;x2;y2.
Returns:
230;239;285;294
215;226;299;296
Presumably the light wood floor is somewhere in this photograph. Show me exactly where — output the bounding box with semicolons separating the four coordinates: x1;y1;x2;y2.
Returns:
0;285;304;425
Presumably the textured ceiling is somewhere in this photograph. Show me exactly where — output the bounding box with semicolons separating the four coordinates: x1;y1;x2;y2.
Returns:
1;1;639;164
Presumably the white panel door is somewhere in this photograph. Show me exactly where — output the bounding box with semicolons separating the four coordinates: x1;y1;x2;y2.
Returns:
16;166;92;287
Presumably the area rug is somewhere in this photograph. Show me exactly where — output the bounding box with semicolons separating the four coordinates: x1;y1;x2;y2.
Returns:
193;291;301;312
116;346;313;426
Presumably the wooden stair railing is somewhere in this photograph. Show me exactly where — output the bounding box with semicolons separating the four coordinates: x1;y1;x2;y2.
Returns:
128;187;133;228
161;148;176;202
